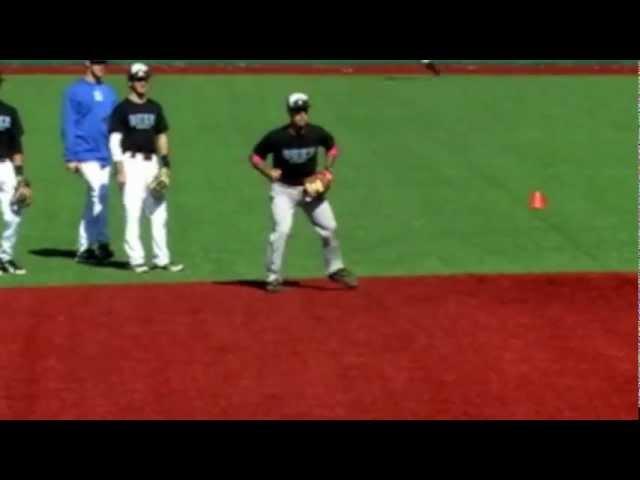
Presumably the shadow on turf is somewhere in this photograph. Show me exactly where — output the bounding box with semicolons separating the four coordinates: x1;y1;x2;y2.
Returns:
214;280;347;292
29;248;130;271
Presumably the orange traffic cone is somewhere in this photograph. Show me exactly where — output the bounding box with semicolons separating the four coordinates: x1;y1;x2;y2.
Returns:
529;191;548;210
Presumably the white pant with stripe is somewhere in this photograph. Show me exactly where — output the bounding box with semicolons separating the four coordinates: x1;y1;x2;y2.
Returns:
0;160;23;262
121;153;171;267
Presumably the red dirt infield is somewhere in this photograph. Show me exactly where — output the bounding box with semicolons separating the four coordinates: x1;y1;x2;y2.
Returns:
0;272;636;420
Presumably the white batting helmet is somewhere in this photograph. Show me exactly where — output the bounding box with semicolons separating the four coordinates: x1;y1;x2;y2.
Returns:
287;92;310;111
128;62;151;81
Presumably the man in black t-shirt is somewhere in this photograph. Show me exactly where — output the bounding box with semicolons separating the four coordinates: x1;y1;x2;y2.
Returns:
420;60;441;76
109;63;183;274
0;74;29;275
250;92;358;293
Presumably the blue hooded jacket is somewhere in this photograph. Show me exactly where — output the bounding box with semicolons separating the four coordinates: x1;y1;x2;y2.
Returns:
61;79;118;164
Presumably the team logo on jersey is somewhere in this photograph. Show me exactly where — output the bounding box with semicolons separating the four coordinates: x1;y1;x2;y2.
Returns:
0;115;11;131
282;147;317;164
93;89;104;102
128;114;156;130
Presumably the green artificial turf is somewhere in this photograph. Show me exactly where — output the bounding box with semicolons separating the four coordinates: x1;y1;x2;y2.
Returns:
0;74;635;287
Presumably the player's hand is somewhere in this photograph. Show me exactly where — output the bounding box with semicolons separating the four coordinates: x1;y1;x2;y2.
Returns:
268;168;282;182
66;162;81;175
117;171;126;190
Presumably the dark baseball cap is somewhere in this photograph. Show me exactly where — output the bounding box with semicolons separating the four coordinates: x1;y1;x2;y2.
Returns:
87;60;108;65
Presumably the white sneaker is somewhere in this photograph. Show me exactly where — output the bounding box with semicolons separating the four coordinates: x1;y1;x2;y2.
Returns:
131;264;150;274
154;263;184;273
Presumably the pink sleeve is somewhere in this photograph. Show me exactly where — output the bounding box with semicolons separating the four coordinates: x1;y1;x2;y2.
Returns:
251;154;266;168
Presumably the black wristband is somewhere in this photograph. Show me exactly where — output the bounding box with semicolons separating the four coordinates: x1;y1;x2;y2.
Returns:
160;155;171;169
14;164;24;177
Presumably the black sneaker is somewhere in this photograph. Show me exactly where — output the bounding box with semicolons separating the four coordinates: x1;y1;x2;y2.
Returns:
265;278;284;293
96;243;115;262
76;249;99;264
0;259;27;275
328;268;359;289
421;60;441;76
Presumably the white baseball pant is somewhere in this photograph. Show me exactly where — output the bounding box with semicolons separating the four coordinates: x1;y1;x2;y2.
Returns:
0;160;23;262
77;161;111;253
121;153;171;267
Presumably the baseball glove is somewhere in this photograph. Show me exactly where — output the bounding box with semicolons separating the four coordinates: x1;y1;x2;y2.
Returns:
11;178;33;209
304;170;334;198
149;167;171;198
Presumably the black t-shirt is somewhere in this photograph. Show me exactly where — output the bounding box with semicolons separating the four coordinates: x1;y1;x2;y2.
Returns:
253;124;336;185
109;98;169;155
0;100;24;158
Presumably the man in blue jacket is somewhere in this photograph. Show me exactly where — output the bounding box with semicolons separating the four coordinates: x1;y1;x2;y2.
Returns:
61;60;118;264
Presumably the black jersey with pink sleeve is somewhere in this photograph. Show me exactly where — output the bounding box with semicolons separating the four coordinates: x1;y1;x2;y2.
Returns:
253;124;337;186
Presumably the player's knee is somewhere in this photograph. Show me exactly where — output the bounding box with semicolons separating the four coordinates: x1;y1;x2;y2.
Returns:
151;216;168;230
273;220;293;237
317;221;338;239
320;230;339;247
98;185;109;202
89;189;102;207
271;225;292;241
272;230;291;240
3;213;21;230
124;207;141;222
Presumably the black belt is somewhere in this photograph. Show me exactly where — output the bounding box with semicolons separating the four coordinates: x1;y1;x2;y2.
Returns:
125;152;154;160
280;179;306;187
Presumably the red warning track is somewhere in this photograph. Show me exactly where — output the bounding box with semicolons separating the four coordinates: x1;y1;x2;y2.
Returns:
0;273;635;420
0;64;636;75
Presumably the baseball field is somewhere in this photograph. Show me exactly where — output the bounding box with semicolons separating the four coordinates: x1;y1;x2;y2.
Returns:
0;61;637;419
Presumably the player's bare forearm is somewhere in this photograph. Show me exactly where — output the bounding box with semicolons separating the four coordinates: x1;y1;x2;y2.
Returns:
253;162;270;178
257;162;282;182
66;162;81;174
157;134;169;156
324;148;339;171
251;154;281;182
12;153;25;179
115;162;126;190
325;156;337;171
11;153;24;168
156;134;172;170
